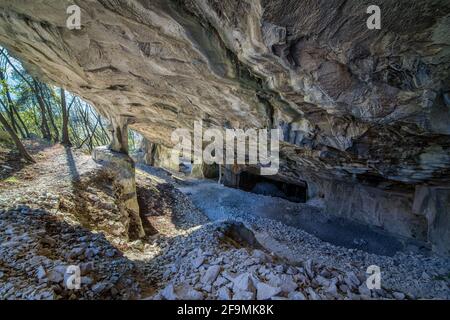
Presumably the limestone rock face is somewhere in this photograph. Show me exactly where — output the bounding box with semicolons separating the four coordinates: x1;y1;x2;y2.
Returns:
92;146;145;239
0;1;449;250
0;0;448;185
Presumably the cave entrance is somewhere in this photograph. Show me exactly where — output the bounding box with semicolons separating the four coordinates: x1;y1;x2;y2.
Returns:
237;171;307;203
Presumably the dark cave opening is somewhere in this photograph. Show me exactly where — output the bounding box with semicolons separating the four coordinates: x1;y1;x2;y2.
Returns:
237;171;307;203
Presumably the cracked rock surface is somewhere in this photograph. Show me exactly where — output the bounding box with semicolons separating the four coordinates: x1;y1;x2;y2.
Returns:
0;0;448;186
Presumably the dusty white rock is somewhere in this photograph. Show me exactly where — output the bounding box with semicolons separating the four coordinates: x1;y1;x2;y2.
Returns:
232;290;255;300
47;270;64;283
315;275;331;287
192;256;205;269
305;259;314;278
81;276;94;285
252;250;271;263
36;266;46;280
344;271;361;289
256;282;282;300
176;285;204;300
68;247;85;259
325;283;340;298
232;273;256;293
307;287;321;300
201;265;221;284
267;274;297;293
91;282;109;294
218;287;232;300
213;276;229;287
358;284;371;297
161;284;177;300
393;292;406;300
288;291;307;300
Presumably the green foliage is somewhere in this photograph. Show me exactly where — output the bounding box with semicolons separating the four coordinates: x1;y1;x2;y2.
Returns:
0;47;111;151
0;129;13;145
3;176;19;184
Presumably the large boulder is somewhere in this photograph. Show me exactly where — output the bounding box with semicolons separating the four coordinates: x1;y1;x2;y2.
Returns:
92;146;145;240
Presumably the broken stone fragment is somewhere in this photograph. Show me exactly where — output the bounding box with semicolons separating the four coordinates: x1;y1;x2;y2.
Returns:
232;290;255;300
192;256;205;269
232;273;256;293
46;269;64;283
288;291;307;300
256;282;282;300
392;292;406;300
160;284;204;300
161;284;177;300
36;266;46;280
91;282;110;294
267;273;298;294
217;286;232;300
201;265;221;284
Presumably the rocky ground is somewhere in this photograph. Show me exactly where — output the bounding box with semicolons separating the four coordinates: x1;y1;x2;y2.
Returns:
0;141;449;300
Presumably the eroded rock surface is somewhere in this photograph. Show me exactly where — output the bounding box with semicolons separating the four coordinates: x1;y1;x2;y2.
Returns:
92;146;145;239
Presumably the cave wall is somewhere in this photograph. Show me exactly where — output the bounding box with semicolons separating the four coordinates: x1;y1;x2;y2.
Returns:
413;186;450;255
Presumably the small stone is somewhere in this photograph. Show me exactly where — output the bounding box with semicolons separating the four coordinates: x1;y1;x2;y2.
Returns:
305;259;314;278
358;284;371;297
176;285;204;300
218;287;232;300
344;271;360;289
307;287;321;300
85;247;99;259
274;265;284;273
68;247;85;259
288;291;307;300
325;282;339;298
91;282;109;294
213;276;229;287
251;249;270;263
393;292;405;300
80;262;94;275
36;266;46;280
47;270;64;283
256;282;281;300
105;249;116;257
161;284;177;300
267;274;297;293
192;256;205;269
232;290;255;300
81;276;94;285
232;273;256;293
201;265;221;284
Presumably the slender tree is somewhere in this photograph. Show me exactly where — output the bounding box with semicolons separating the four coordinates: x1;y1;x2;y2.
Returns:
0;99;35;162
60;88;71;146
33;79;52;140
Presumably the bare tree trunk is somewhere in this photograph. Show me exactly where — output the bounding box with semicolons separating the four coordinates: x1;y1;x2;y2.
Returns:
0;69;22;136
0;100;35;163
33;79;52;140
39;84;59;141
11;103;30;138
60;88;71;146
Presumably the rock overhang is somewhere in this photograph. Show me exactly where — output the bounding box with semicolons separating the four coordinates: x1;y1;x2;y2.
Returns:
0;0;448;188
